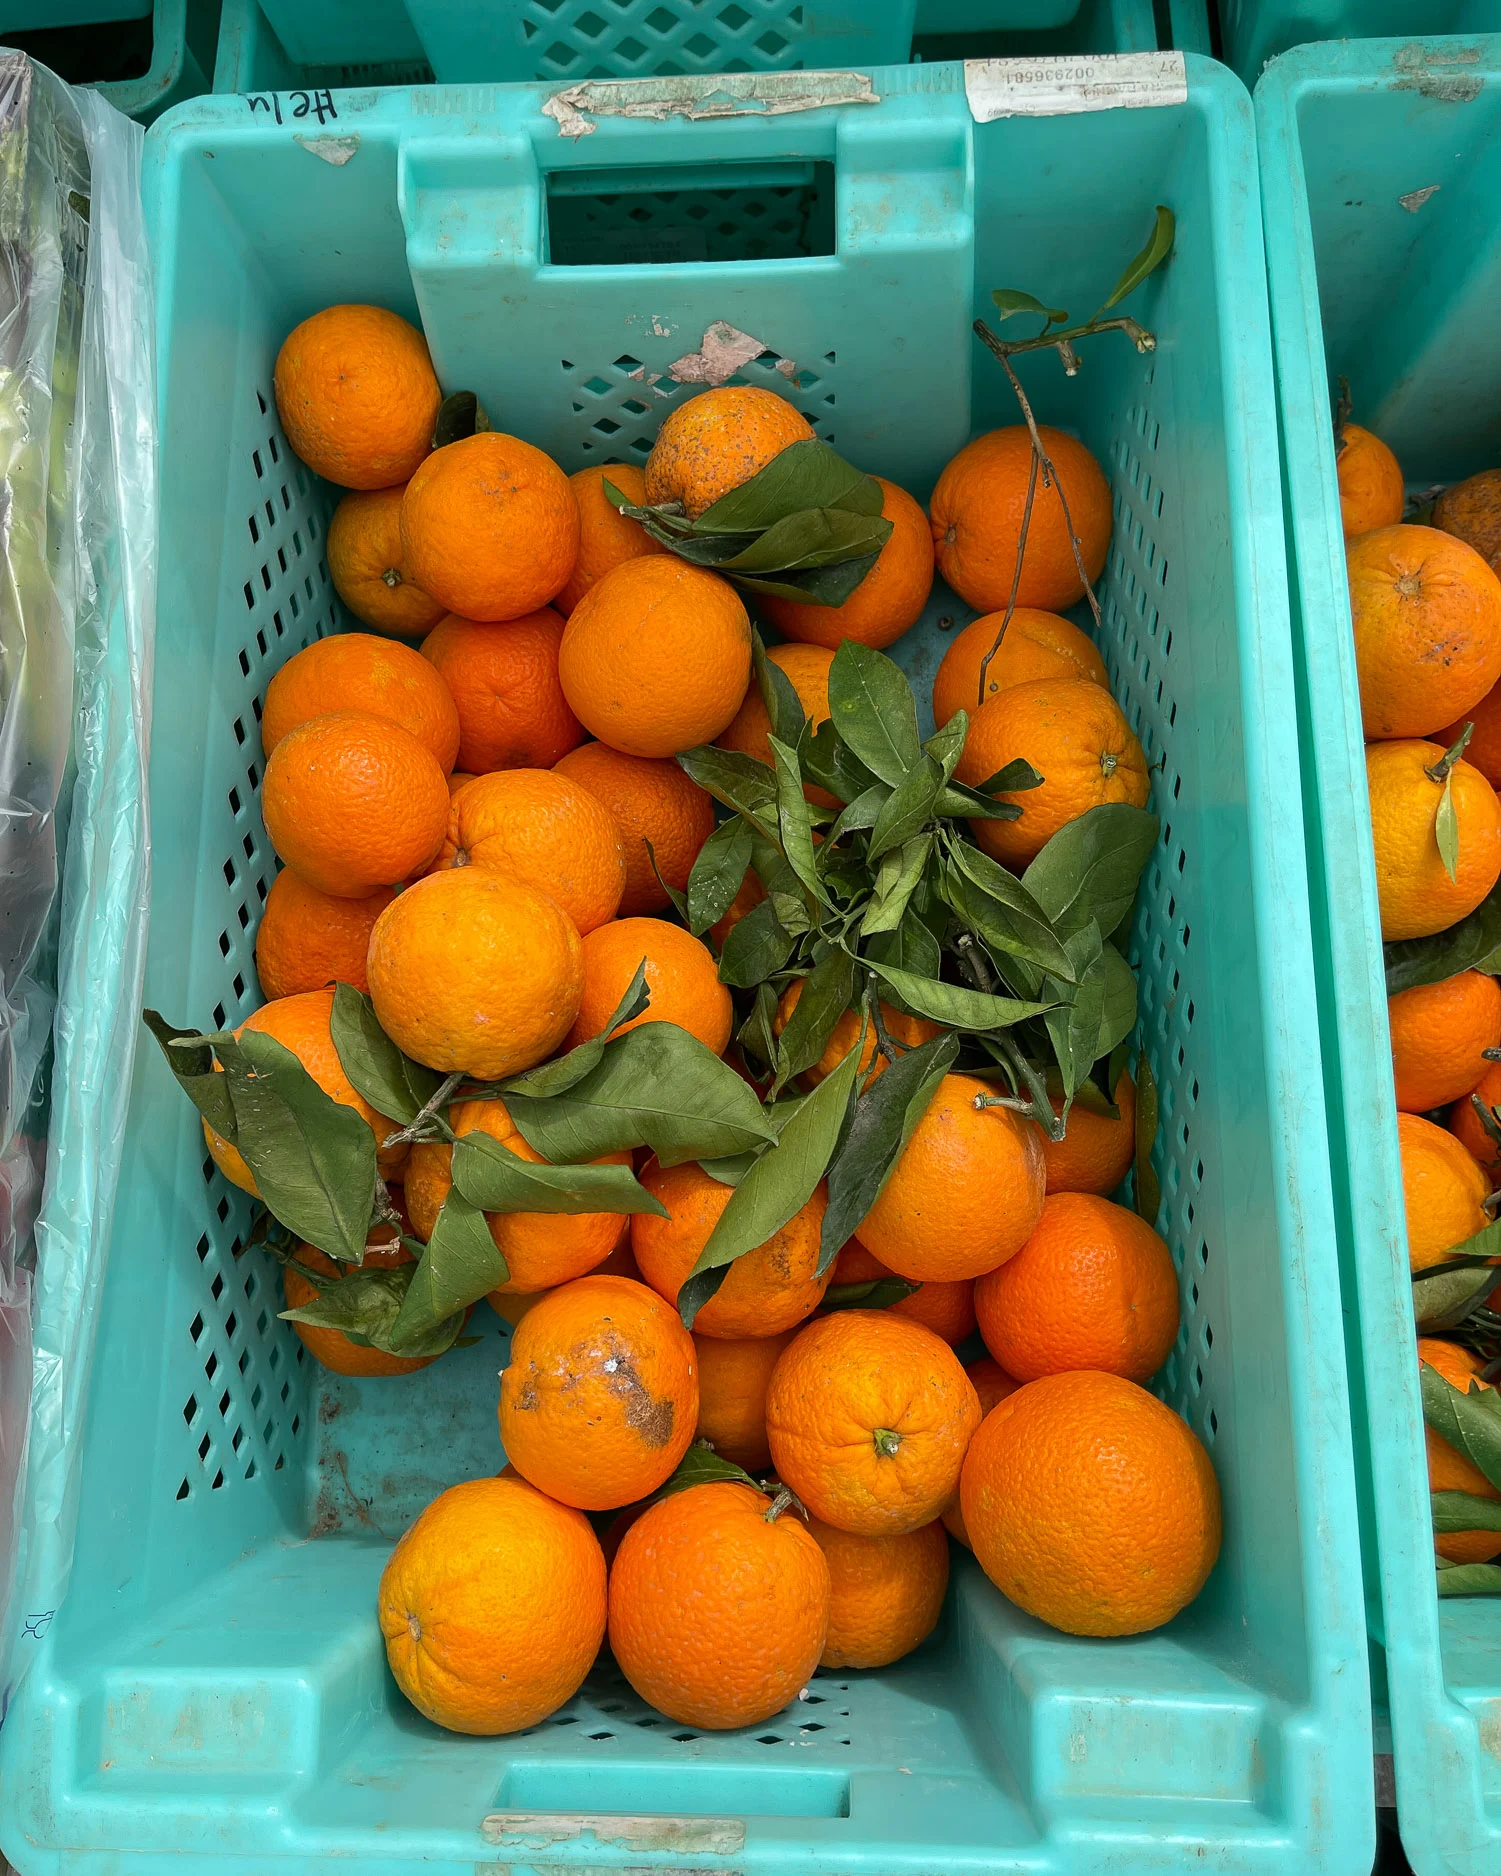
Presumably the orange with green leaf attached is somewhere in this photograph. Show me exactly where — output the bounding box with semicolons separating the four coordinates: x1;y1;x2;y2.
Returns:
1398;1111;1491;1272
1419;1337;1501;1564
1366;736;1501;942
1452;1060;1501;1180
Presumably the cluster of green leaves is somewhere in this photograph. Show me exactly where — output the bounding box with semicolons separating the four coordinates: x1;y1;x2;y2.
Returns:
1421;1358;1501;1594
987;206;1174;361
605;440;893;608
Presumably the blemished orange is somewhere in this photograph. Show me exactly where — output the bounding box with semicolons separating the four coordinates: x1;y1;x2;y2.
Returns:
326;487;445;638
940;1357;1020;1547
367;867;583;1079
283;1235;435;1377
1337;424;1406;537
566;917;732;1056
1389;971;1501;1113
831;1240;976;1347
765;1309;982;1536
632;1161;831;1338
406;1098;630;1294
556;463;668;615
974;1192;1180;1384
401;432;579;623
274;304;439;491
692;1329;795;1470
759;476;935;650
1367;739;1501;941
1400;1110;1491;1270
421;608;582;773
1441;679;1501;787
1041;1068;1137;1195
1452;1061;1501;1178
929;426;1113;614
609;1481;830;1730
644;386;814;519
554;742;715;916
774;980;942;1086
808;1516;949;1670
435;768;625;935
498;1274;699;1509
204;988;404;1194
1418;1337;1501;1563
856;1073;1047;1281
1433;470;1501;569
931;607;1108;728
254;869;394;1000
261;632;460;770
558;558;752;758
1349;525;1501;739
717;641;837;806
261;710;450;899
961;1370;1221;1636
955;677;1151;868
378;1475;607;1734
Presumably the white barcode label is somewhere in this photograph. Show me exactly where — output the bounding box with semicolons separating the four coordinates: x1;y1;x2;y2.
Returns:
965;52;1188;121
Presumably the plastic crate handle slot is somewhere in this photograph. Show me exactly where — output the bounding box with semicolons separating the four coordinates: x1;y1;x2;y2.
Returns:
395;95;976;491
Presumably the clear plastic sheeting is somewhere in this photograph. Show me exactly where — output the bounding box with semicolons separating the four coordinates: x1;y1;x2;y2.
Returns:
0;58;154;1707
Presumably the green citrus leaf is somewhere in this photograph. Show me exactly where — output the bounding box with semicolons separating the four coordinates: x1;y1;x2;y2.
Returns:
827;640;923;787
861;835;932;939
1385;881;1501;994
281;1260;467;1360
991;287;1069;325
686;817;755;937
862;958;1054;1032
498;963;651;1100
1021;803;1159;941
693;439;885;533
867;756;943;862
1436;1559;1501;1595
1421;1360;1501;1494
144;1012;238;1139
822;1276;922;1311
451;1131;668;1216
1436;770;1461;884
1432;1489;1501;1534
656;1439;764;1496
767;733;829;908
391;1188;505;1350
329;983;442;1125
940;843;1075;981
771;949;857;1095
1097;204;1174;313
676;745;780;840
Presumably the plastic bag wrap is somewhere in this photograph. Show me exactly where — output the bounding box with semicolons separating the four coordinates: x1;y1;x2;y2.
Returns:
0;58;154;1705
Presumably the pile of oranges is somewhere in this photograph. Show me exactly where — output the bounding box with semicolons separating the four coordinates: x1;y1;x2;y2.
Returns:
200;300;1223;1739
1336;422;1501;1564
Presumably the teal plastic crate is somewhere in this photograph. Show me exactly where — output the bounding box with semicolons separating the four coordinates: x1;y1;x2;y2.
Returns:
0;55;1372;1876
1;0;218;120
1256;33;1501;1876
1224;1;1501;81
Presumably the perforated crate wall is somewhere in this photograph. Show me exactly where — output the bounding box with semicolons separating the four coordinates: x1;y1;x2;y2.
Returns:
512;0;829;80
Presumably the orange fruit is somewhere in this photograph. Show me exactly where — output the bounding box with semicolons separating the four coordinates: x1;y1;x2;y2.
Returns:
831;1240;975;1346
961;1370;1220;1636
692;1329;795;1470
367;867;583;1079
555;463;667;615
1400;1110;1491;1270
955;677;1150;868
254;869;394;1000
940;1356;1020;1547
420;607;582;773
1418;1336;1501;1563
608;1480;829;1729
974;1192;1180;1383
632;1161;831;1337
759;476;934;650
261;710;449;899
274;304;439;491
434;768;625;935
1440;679;1501;787
1389;970;1501;1113
326;487;445;638
1367;738;1501;941
558;558;751;758
1040;1067;1137;1195
401;433;579;623
929;426;1112;614
717;641;837;806
1433;470;1501;569
282;1233;435;1377
554;742;715;916
644;386;813;519
405;1098;630;1294
774;980;942;1086
203;987;404;1194
931;607;1108;729
1337;423;1405;537
498;1274;698;1509
855;1072;1046;1281
765;1310;982;1536
487;1235;641;1331
807;1516;949;1669
1452;1060;1501;1178
1349;524;1501;739
378;1474;606;1734
566;917;732;1056
261;632;460;770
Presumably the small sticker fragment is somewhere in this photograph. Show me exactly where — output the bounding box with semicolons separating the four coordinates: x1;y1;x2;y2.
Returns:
667;321;780;386
543;70;880;139
1399;184;1441;213
294;134;360;165
965;52;1187;121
